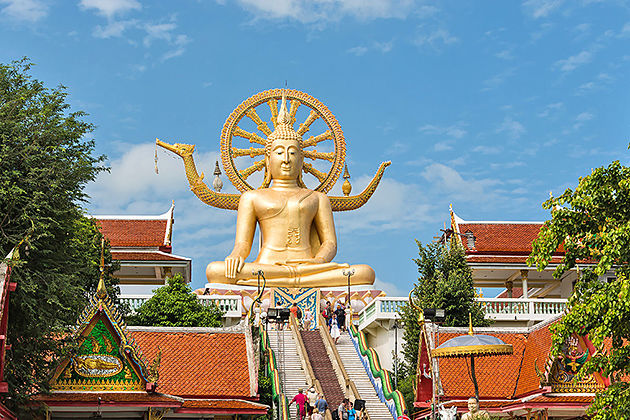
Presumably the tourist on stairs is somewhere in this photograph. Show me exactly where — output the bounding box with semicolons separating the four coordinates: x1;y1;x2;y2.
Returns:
289;388;307;420
330;313;341;344
315;394;328;415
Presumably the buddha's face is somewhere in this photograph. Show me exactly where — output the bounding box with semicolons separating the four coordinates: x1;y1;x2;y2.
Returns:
268;138;303;181
467;398;478;412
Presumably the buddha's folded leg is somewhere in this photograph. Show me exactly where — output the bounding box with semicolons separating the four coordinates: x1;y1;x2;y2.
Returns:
206;261;294;284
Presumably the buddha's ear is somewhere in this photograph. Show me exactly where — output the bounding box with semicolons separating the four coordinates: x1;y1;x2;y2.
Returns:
262;154;272;188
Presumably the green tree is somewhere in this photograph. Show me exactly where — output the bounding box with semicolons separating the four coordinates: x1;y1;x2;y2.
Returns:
0;58;117;414
528;156;630;419
127;274;223;327
397;241;488;410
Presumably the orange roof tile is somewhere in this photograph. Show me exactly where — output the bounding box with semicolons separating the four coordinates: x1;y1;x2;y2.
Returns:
514;323;554;396
180;399;268;410
96;219;168;247
436;332;527;399
130;330;252;398
458;223;545;255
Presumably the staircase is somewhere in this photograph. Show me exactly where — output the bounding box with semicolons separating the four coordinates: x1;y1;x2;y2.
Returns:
267;329;310;402
336;331;395;419
300;330;345;410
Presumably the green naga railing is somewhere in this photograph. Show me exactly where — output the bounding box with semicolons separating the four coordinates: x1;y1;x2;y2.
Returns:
260;328;289;420
349;324;406;418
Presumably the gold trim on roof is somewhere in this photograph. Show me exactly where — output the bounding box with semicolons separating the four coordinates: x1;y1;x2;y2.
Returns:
432;344;513;358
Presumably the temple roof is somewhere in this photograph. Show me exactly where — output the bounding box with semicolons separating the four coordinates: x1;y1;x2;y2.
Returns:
93;205;173;249
129;328;255;398
416;316;607;417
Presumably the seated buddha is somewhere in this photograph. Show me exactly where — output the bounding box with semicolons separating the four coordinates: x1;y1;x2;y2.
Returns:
206;95;375;288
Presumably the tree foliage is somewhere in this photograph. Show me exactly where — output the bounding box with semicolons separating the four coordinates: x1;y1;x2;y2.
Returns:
400;241;488;376
528;155;630;419
0;58;117;414
127;274;223;327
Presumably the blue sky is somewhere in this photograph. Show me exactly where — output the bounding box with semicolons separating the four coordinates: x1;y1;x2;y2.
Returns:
1;0;629;296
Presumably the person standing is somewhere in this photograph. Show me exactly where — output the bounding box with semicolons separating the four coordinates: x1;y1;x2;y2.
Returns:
347;401;356;420
303;306;313;330
315;394;328;416
311;407;324;420
336;302;346;332
306;386;317;417
330;313;341;344
337;398;350;420
289;388;308;420
322;301;332;329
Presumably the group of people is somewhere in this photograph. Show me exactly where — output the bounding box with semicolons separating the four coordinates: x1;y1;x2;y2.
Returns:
321;300;347;344
288;387;328;420
289;388;366;420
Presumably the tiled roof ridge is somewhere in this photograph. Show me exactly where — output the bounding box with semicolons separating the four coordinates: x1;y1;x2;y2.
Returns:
127;322;247;333
90;206;173;221
437;326;530;335
113;250;191;260
510;334;528;399
180;397;268;408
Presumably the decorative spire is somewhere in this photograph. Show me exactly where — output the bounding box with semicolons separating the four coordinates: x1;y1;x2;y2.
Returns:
212;160;223;192
97;238;107;299
342;163;352;196
468;312;474;336
277;90;291;126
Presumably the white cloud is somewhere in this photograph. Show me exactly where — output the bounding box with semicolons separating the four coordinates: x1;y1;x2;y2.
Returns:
434;141;454;152
235;0;421;24
495;116;526;139
347;41;393;56
575;111;593;122
495;49;514;60
414;28;458;48
621;22;630;37
522;0;564;19
472;145;503;155
537;101;563;118
79;0;141;19
373;277;403;296
0;0;47;22
347;46;368;56
481;67;516;91
419;123;467;139
93;19;137;38
333;176;434;233
143;22;191;61
554;50;593;72
374;40;394;53
421;163;502;203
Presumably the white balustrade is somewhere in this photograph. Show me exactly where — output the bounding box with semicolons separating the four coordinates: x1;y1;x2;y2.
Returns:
357;296;568;330
118;294;242;318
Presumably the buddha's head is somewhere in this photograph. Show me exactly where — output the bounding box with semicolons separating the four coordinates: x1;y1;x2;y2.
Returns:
263;92;305;187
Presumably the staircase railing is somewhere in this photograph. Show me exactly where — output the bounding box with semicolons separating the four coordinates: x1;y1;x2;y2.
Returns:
260;328;290;420
317;313;371;420
349;324;406;418
289;315;332;420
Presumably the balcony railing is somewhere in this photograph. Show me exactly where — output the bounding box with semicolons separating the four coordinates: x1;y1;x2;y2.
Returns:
357;296;568;330
357;297;407;331
118;294;242;318
478;297;567;321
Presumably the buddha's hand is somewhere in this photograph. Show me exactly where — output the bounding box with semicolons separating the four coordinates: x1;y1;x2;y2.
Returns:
225;254;245;279
285;258;326;265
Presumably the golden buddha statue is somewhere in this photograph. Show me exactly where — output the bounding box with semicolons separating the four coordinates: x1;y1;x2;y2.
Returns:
157;88;391;289
206;95;374;287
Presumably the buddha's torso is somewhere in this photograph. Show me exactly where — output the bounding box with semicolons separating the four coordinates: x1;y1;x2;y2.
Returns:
251;187;320;264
